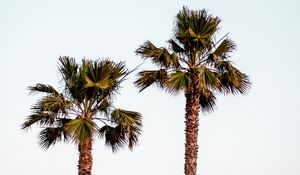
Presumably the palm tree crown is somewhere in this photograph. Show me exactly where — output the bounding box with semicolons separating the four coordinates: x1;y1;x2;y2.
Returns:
135;6;250;175
22;56;142;175
136;7;250;107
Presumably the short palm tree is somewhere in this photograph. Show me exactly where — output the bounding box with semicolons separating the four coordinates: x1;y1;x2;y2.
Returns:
22;56;142;175
135;7;250;175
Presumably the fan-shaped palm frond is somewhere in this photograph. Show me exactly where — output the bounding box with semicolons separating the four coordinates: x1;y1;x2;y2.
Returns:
176;7;220;52
93;99;111;116
38;127;69;149
111;109;142;127
136;41;180;68
28;84;59;95
85;63;112;90
31;94;70;114
98;125;127;152
213;38;236;58
199;89;216;112
66;118;95;142
197;66;221;89
166;71;191;94
168;39;185;53
110;109;142;149
21;112;56;129
218;66;251;94
135;69;168;92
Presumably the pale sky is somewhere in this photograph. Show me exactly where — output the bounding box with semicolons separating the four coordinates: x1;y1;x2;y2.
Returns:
1;0;300;175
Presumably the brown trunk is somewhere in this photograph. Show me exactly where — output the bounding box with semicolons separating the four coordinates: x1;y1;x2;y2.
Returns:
184;90;200;175
78;139;93;175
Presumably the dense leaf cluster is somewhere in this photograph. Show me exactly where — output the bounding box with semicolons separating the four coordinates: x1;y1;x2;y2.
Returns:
22;57;142;152
135;7;251;112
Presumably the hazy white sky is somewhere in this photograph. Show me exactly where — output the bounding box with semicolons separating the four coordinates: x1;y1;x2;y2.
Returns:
1;0;300;175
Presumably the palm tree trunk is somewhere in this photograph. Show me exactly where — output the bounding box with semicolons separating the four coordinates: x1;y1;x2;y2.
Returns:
78;139;93;175
184;91;200;175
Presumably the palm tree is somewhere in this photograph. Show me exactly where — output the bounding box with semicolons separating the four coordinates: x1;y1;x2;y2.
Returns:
21;56;142;175
135;7;250;175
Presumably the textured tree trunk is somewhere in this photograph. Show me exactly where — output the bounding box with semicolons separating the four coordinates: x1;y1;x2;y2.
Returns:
78;139;93;175
184;91;200;175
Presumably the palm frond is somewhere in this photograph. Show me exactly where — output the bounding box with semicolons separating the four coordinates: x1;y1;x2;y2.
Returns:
31;94;71;114
136;41;179;68
38;127;69;149
175;6;220;51
218;66;251;94
98;125;127;152
110;109;142;150
168;39;185;53
166;71;191;94
83;59;129;101
85;63;111;90
111;109;142;127
213;38;236;59
198;66;221;89
199;89;216;112
93;98;111;116
58;56;79;84
66;118;95;142
21;112;56;129
134;69;168;92
28;84;59;95
58;56;85;101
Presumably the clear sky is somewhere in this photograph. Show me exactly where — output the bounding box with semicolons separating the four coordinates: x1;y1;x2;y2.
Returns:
1;0;300;175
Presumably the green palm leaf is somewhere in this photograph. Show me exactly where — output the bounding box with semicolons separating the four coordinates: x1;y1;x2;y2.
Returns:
38;127;69;149
199;89;216;112
218;66;251;94
31;94;70;114
111;109;142;148
136;41;179;68
198;66;221;89
135;69;168;92
111;109;142;127
98;125;127;152
21;112;56;129
28;84;59;95
85;63;111;90
66;118;95;141
168;39;185;53
167;71;191;93
214;39;236;59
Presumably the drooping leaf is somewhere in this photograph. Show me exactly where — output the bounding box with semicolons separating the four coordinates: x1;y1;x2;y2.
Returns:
136;41;178;68
38;127;69;149
21;112;56;129
31;94;70;114
218;66;251;94
98;125;127;152
213;39;236;59
135;69;168;92
199;89;216;112
28;84;59;95
111;109;142;127
168;39;185;53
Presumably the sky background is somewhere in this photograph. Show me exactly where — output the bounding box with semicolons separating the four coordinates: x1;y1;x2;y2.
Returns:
1;0;300;175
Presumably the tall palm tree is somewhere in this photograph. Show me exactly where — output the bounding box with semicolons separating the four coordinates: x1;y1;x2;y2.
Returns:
21;56;142;175
135;7;250;175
